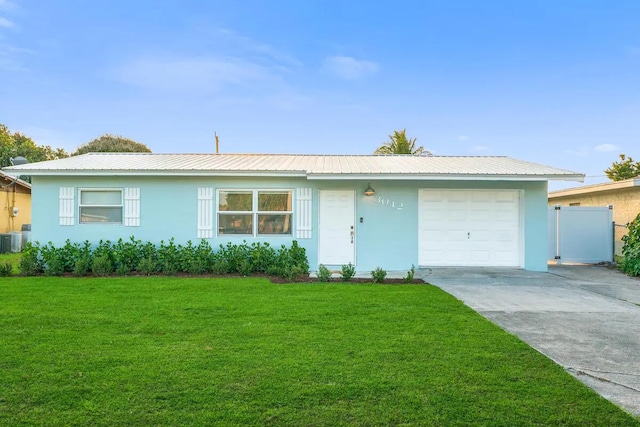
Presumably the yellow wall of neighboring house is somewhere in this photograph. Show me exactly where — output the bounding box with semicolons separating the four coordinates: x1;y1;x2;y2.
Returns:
548;188;640;227
1;189;32;233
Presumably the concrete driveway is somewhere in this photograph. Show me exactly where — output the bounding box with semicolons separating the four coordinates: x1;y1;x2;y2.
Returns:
421;264;640;417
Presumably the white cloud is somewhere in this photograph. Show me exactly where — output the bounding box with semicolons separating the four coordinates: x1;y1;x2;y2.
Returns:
112;56;280;92
0;17;14;28
322;56;379;80
0;0;17;11
594;143;619;152
215;28;302;69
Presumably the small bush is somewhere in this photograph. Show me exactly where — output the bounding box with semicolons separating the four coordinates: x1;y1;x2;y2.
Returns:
19;244;42;276
158;239;180;275
92;254;113;277
371;267;387;283
0;261;12;277
281;264;306;282
73;257;91;277
186;258;208;275
210;255;230;275
403;265;416;283
137;257;157;276
317;264;332;282
238;259;252;276
621;213;640;276
340;263;356;282
44;253;64;277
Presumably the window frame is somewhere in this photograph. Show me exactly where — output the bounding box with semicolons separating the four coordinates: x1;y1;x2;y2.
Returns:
78;188;124;225
217;189;293;237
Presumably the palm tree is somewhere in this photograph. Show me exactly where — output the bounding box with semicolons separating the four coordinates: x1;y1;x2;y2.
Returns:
374;129;430;155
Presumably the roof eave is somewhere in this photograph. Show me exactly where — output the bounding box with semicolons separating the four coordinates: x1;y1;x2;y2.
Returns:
306;173;586;181
2;169;585;182
2;170;309;178
549;177;640;197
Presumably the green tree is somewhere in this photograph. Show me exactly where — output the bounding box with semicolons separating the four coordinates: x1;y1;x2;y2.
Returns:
0;124;68;168
605;154;640;181
72;134;152;156
374;129;430;155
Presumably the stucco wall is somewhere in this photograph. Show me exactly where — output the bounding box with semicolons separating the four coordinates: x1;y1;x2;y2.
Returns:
31;176;549;272
1;187;32;233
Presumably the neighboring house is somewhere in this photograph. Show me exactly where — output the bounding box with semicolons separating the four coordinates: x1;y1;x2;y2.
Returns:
3;153;583;272
548;178;640;225
548;178;640;255
0;170;32;234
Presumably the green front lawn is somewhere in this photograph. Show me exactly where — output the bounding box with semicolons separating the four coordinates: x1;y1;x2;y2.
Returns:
1;277;637;426
0;251;21;274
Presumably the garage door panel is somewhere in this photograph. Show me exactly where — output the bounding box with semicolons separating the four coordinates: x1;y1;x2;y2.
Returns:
419;189;521;267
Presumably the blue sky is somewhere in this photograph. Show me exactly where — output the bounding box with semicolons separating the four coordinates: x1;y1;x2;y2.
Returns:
1;1;639;189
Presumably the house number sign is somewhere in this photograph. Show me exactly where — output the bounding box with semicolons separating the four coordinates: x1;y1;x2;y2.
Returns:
375;196;403;211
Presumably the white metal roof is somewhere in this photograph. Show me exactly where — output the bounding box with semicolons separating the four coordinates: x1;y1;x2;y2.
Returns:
2;153;584;181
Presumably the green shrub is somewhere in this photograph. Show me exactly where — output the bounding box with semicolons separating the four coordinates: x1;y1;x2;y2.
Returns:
621;213;640;276
43;252;64;276
115;264;131;276
403;265;416;283
210;253;230;275
137;257;157;276
249;242;277;273
92;254;113;277
317;264;332;282
19;243;42;276
0;261;12;277
238;259;252;276
114;237;145;273
268;241;310;280
73;257;91;277
371;267;387;283
17;238;309;280
340;263;356;282
159;239;180;275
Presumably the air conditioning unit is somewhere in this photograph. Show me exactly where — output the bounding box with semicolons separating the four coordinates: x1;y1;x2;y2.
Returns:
9;232;22;252
0;234;11;254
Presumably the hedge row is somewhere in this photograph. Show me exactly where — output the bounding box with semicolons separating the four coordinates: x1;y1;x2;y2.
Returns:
18;237;310;281
621;213;640;276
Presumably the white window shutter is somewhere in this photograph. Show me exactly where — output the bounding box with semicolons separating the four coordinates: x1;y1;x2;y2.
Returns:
197;187;214;238
295;187;312;239
59;187;75;226
124;188;141;227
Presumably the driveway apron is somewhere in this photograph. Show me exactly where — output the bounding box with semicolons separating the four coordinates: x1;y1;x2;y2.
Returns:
422;265;640;416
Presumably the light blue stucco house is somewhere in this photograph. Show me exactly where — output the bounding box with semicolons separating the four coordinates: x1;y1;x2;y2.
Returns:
3;153;584;272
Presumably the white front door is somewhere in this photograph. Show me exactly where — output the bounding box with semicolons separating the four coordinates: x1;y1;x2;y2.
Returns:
418;189;521;267
319;190;355;265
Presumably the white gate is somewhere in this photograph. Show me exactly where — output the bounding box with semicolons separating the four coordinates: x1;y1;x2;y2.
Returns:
548;206;613;264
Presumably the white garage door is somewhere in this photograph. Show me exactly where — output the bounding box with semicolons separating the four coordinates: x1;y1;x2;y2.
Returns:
418;189;522;267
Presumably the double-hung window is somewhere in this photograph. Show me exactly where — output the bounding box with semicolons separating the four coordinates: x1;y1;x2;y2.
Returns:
218;190;292;236
79;189;123;224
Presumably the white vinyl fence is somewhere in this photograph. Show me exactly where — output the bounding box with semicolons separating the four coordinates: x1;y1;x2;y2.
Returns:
548;206;614;264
